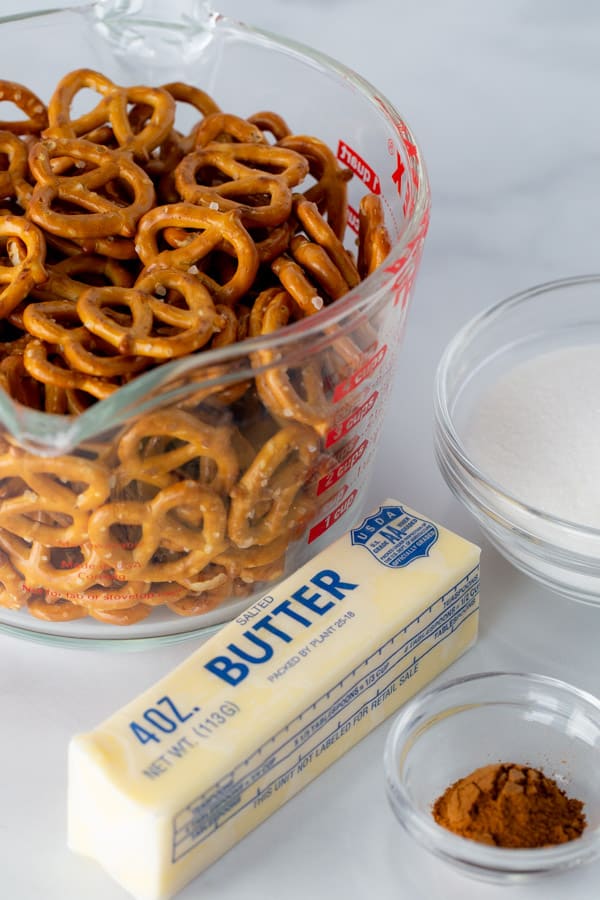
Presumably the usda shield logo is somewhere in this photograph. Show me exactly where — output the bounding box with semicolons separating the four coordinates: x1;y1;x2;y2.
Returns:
350;504;438;568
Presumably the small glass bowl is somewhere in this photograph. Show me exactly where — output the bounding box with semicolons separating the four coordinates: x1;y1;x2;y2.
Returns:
434;275;600;605
384;671;600;884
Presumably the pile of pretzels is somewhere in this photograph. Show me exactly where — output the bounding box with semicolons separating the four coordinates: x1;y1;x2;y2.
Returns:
0;69;392;626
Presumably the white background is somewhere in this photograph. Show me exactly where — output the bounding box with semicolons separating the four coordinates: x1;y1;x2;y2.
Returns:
2;1;600;898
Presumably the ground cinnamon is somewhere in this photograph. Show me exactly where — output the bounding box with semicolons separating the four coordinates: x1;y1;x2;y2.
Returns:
432;763;586;848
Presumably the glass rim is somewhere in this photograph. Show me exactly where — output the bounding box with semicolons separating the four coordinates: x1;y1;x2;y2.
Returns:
384;670;600;872
434;273;600;540
0;0;430;450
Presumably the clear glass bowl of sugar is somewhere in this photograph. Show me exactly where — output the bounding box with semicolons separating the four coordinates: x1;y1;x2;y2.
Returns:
434;274;600;605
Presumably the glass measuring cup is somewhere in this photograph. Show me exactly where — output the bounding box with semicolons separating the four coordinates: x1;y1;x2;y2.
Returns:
0;0;430;646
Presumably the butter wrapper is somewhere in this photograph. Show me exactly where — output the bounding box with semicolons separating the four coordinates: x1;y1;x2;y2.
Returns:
68;500;481;899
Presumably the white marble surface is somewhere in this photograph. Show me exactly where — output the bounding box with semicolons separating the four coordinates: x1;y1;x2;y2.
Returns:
1;1;600;898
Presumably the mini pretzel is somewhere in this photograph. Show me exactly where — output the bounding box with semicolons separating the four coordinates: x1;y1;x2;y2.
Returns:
161;81;221;156
248;219;294;263
192;112;266;148
31;252;133;302
77;275;217;360
135;203;259;305
358;192;392;277
133;265;219;355
0;131;28;200
210;304;239;348
0;547;30;609
86;482;227;583
228;423;320;547
27;138;155;239
40;229;137;261
0;214;47;318
216;533;290;579
174;145;299;228
0;450;110;547
0;351;42;409
167;566;231;616
0;529;109;595
0;80;48;135
252;291;332;435
271;253;325;316
27;595;88;621
279;134;352;238
23;339;119;400
45;68;115;139
163;81;221;118
247;286;290;338
295;196;360;289
89;604;153;625
23;300;148;378
116;408;239;493
49;76;175;161
248;111;291;142
290;233;349;300
107;85;175;162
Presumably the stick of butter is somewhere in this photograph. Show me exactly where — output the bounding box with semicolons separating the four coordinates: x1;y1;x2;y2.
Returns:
68;500;481;900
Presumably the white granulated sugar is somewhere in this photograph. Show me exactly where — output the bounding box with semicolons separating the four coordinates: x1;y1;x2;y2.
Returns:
465;345;600;528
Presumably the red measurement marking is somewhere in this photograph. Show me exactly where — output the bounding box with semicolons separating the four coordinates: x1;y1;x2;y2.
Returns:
325;391;378;448
308;489;358;544
391;151;404;197
317;439;369;495
337;140;381;194
333;344;387;403
346;203;359;234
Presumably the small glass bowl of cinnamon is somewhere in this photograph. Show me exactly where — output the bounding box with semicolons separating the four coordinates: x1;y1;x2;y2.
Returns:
384;671;600;883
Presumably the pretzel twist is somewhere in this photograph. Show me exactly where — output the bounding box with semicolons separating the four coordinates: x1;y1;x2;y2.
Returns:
135;203;259;305
252;291;333;435
116;408;239;493
0;80;48;135
27;138;155;239
174;145;301;227
0;451;109;548
31;252;133;302
0;214;47;318
358;193;392;277
45;68;115;139
0;131;29;200
228;423;320;547
86;482;227;583
279;134;352;238
23;339;119;399
0;351;42;409
23;299;148;378
248;111;291;142
294;196;360;289
192;112;266;148
107;85;176;162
